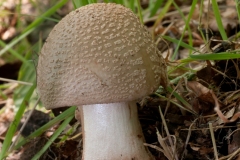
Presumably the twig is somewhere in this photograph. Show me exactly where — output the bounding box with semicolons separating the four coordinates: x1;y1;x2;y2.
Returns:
209;122;219;160
8;97;40;152
181;118;198;160
0;77;33;86
159;106;178;160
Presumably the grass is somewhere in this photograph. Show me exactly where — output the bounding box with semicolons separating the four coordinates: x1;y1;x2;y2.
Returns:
0;84;35;159
0;0;239;159
0;0;69;58
31;114;74;160
211;0;228;40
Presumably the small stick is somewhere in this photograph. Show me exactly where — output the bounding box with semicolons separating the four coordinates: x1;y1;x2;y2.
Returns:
209;123;218;160
8;97;40;152
0;77;33;86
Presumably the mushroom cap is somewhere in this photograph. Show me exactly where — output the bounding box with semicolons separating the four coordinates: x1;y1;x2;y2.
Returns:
37;3;167;109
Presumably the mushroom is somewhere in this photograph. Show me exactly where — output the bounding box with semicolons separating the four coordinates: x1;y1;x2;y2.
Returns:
37;3;167;160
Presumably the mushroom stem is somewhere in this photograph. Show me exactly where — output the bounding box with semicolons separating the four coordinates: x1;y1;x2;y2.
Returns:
77;102;154;160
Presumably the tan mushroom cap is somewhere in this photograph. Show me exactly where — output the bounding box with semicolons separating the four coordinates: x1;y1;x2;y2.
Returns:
37;3;167;110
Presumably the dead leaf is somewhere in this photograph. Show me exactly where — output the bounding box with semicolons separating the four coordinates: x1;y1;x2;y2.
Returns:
228;130;240;154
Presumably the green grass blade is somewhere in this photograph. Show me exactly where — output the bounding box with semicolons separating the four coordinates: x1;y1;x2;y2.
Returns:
88;0;97;3
31;115;74;160
0;0;68;57
72;0;87;8
128;0;135;12
153;0;173;38
0;41;28;64
173;1;193;55
162;36;198;52
136;0;143;24
236;0;240;22
211;0;228;40
0;29;34;63
72;0;77;9
13;44;38;107
14;106;76;150
166;86;197;115
189;52;240;60
149;0;163;17
171;0;198;60
0;84;36;160
115;0;124;5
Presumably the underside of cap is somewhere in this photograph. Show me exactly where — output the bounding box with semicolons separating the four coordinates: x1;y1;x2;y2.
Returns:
37;3;167;109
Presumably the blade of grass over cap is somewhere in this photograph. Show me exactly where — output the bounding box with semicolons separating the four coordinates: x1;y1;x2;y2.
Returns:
0;84;36;160
0;0;68;57
212;0;228;40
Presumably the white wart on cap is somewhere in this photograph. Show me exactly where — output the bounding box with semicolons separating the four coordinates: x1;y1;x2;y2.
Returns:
37;3;167;109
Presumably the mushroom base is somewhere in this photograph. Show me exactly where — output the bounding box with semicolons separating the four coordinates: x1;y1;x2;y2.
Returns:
77;102;154;160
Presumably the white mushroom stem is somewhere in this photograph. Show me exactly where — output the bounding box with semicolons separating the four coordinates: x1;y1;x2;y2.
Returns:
77;102;154;160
